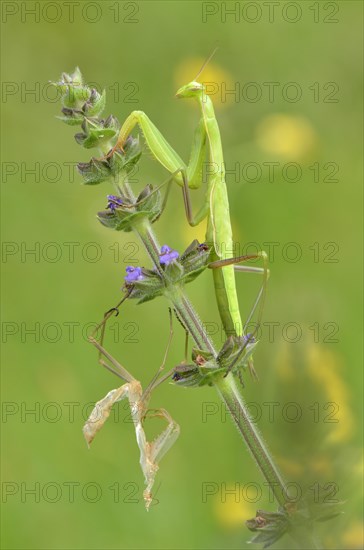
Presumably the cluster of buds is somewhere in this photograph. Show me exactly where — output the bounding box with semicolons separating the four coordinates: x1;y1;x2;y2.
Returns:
172;333;258;388
246;508;290;548
52;67;106;126
77;136;142;185
246;491;343;548
51;68;141;185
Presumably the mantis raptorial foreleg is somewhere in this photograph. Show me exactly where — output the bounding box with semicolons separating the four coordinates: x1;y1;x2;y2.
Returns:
113;112;207;190
84;307;180;510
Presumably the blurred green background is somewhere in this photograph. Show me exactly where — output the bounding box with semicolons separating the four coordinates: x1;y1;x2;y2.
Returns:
1;1;363;549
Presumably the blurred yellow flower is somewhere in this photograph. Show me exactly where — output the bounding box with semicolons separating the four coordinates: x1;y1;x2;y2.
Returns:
274;342;354;445
276;456;304;477
274;342;296;381
213;485;256;529
174;57;234;109
308;454;332;476
255;114;317;160
341;521;364;549
307;344;354;444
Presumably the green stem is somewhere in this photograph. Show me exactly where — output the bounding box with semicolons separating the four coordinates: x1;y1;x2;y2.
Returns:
215;376;287;507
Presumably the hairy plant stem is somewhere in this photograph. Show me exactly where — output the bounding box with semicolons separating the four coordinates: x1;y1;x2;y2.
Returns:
119;177;288;509
215;376;287;507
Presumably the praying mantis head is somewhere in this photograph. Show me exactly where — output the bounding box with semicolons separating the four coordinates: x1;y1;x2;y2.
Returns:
175;46;218;100
175;81;205;99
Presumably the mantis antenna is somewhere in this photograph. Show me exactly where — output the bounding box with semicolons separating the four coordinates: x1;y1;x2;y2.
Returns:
193;44;219;82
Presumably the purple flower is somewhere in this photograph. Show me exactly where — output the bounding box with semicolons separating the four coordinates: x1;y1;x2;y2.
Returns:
160;245;179;266
124;266;143;283
244;333;256;344
106;194;123;211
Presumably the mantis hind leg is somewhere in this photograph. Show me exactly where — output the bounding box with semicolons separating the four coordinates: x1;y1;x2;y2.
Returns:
88;291;134;382
142;308;176;400
209;251;269;376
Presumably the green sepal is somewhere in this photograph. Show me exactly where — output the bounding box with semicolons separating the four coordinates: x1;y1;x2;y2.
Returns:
75;127;116;149
61;67;84;86
172;337;260;390
125;269;165;304
51;67;90;110
191;347;215;363
172;363;225;388
62;85;90;109
97;183;162;232
117;135;142;174
50;70;89;109
171;364;203;387
136;184;162;223
97;209;146;232
77;158;110;185
57;107;84;126
75;116;119;149
179;240;212;284
82;89;106;117
77;136;142;186
247;495;344;548
217;335;259;371
163;260;184;281
172;348;221;388
247;509;288;548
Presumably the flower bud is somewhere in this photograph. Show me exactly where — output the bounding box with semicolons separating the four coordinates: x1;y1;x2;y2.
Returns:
82;89;106;117
179;240;212;283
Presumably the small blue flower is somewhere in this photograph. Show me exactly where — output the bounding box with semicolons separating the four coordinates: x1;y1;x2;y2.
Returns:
244;333;256;344
124;266;143;283
107;194;123;211
160;245;179;266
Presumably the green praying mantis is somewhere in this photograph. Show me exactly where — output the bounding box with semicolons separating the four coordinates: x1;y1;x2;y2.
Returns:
107;52;267;341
